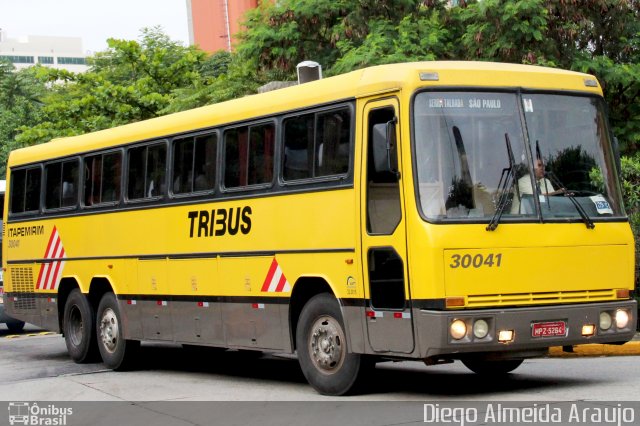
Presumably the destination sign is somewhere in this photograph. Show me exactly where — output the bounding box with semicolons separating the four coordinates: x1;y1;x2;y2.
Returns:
428;97;503;109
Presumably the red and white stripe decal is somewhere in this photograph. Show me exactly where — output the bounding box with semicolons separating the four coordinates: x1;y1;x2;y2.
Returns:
260;258;291;293
36;226;66;291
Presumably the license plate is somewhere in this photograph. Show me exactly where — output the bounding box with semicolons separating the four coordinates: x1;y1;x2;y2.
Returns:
532;321;566;338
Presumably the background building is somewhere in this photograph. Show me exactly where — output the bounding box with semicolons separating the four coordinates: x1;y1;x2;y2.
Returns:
0;29;88;72
187;0;258;52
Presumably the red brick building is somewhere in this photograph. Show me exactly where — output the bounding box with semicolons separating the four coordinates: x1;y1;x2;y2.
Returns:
187;0;259;52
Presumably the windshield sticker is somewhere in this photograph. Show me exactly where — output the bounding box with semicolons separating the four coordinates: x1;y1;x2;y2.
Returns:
590;195;613;214
523;98;534;112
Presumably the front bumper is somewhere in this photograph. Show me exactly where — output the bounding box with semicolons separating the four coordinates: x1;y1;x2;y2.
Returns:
416;300;637;359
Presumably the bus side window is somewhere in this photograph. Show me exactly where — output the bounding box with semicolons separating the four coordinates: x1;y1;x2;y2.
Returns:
10;167;41;214
84;152;121;205
45;162;62;209
316;109;350;177
45;160;79;210
24;168;42;212
61;160;79;207
224;123;274;189
283;114;314;180
146;143;166;197
128;143;167;200
193;134;216;192
173;136;195;194
248;124;274;185
282;107;350;182
366;107;401;235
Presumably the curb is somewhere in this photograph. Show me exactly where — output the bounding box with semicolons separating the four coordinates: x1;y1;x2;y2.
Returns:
548;341;640;357
3;331;56;339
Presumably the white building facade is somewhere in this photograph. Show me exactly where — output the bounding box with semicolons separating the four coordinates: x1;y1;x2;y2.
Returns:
0;29;88;72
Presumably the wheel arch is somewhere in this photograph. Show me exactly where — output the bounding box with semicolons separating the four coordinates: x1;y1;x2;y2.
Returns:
57;277;81;332
289;276;336;351
88;276;115;313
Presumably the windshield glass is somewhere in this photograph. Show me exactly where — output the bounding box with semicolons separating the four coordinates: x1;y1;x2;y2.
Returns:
413;91;624;222
522;94;624;220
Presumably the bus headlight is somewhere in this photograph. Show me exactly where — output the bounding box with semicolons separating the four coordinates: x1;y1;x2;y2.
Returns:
599;312;612;330
615;309;630;329
473;319;489;339
450;319;467;340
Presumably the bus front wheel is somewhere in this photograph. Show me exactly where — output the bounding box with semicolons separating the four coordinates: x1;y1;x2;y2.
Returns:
462;358;523;375
96;292;140;370
63;288;98;363
296;293;364;396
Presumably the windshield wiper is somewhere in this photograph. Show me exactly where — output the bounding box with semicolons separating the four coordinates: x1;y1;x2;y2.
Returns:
544;171;595;229
487;133;517;231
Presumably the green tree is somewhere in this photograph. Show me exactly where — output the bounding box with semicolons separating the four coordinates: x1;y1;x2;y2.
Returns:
459;0;550;64
15;27;210;149
0;61;45;175
162;50;258;113
332;5;452;74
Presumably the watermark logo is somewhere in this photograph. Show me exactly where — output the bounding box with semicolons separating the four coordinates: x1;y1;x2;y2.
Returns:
8;402;72;426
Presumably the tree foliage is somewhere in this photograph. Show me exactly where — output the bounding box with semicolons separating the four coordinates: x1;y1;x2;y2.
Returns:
10;28;210;160
0;61;45;175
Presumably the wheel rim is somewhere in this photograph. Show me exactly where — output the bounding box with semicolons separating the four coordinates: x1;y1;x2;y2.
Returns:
99;308;119;354
68;305;84;347
308;314;345;375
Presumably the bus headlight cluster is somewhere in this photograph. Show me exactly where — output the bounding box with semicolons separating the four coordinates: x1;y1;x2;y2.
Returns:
449;318;492;341
472;319;489;339
450;319;467;340
599;309;631;332
615;309;630;329
599;312;612;330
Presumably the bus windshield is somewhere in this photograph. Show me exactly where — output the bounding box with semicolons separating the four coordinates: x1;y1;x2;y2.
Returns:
413;91;625;223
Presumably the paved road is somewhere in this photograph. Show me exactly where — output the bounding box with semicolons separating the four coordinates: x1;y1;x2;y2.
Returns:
1;331;640;402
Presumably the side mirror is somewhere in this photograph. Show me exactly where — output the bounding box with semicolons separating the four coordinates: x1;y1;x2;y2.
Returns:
372;118;398;175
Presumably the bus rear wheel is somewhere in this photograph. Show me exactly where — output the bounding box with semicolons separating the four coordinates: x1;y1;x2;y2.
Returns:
96;292;140;370
296;293;364;396
462;358;523;375
63;288;99;363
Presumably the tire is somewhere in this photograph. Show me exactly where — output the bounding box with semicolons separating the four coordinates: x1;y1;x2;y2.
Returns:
296;293;365;396
96;292;140;370
63;288;99;363
462;358;524;375
6;320;25;333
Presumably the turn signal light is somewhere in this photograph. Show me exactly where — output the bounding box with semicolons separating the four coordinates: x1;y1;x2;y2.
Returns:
446;297;465;308
616;289;630;299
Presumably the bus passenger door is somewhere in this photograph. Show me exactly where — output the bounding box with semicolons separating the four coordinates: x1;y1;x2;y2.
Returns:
361;98;414;354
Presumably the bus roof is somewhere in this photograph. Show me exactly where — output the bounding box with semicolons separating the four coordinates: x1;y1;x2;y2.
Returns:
8;61;601;167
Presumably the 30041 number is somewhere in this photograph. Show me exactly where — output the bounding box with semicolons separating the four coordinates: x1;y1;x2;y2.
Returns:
449;253;502;269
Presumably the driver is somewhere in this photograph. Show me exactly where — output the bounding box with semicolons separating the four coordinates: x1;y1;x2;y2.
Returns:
518;158;564;196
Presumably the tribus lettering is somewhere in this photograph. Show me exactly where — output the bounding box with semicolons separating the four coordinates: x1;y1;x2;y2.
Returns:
188;206;252;238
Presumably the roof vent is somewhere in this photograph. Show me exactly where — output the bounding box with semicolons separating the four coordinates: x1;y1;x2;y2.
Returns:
297;61;322;84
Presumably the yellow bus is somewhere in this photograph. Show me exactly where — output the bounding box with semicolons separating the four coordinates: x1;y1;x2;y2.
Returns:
2;61;636;395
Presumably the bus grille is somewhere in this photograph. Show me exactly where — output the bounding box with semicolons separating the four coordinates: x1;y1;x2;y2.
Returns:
10;268;36;311
466;289;616;307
